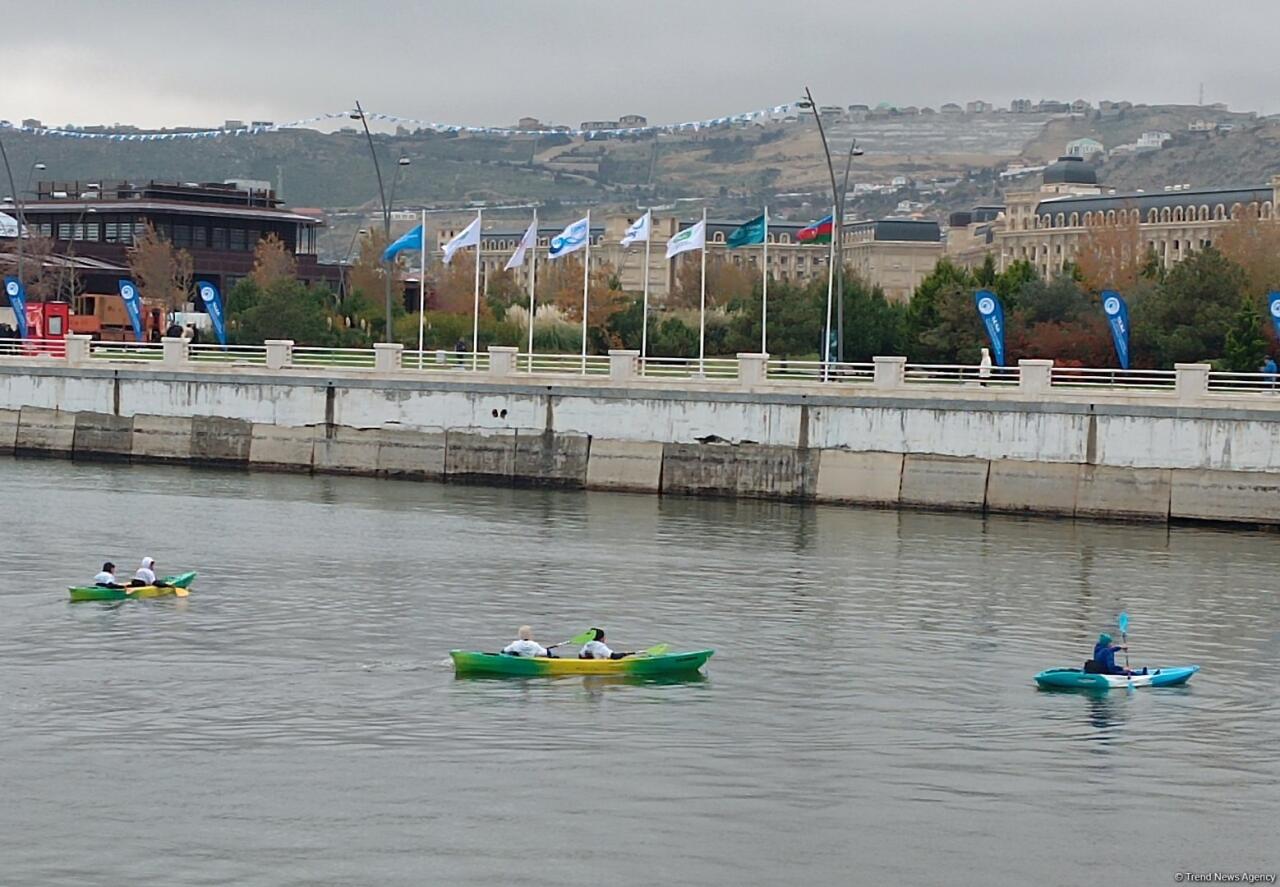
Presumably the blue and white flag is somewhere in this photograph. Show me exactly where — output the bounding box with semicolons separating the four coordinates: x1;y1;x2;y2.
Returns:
117;279;145;342
620;211;651;247
1268;292;1280;344
548;216;590;260
382;224;423;262
974;289;1006;367
197;280;228;350
3;276;28;339
505;219;538;270
1101;289;1131;370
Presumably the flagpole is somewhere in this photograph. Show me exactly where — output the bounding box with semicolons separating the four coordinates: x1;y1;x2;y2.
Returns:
699;206;707;376
527;208;537;372
580;209;590;374
472;209;482;370
761;205;769;355
822;203;835;382
641;211;651;371
417;208;426;369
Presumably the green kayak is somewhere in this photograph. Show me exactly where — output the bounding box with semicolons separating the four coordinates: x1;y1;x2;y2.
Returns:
451;648;714;678
68;571;198;602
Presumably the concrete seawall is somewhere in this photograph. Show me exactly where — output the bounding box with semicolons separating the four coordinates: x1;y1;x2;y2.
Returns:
2;360;1279;526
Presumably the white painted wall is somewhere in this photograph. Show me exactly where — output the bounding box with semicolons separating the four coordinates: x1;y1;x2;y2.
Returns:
3;366;1279;474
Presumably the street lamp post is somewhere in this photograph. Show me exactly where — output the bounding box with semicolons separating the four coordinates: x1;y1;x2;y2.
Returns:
798;88;860;363
350;102;395;343
63;205;98;300
0;141;41;286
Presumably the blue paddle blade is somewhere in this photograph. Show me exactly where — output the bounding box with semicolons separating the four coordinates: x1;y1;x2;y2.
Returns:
1118;612;1129;634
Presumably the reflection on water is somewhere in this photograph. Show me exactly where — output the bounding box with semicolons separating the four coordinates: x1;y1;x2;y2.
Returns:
0;457;1277;887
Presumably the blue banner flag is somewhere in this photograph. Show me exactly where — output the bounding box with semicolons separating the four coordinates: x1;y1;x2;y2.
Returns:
382;224;424;262
974;289;1006;367
3;276;28;339
117;279;145;342
197;280;228;350
1269;292;1280;343
1101;289;1131;370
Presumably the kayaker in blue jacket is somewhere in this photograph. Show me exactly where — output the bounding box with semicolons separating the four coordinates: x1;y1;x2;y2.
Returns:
1091;633;1131;675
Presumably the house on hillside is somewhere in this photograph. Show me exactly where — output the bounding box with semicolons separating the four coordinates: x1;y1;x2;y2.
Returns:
1066;137;1104;159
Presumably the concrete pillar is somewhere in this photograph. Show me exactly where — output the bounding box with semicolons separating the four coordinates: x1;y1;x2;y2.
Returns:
1175;362;1210;402
161;336;189;368
873;355;906;389
265;340;293;370
609;349;640;381
1018;359;1054;394
488;346;518;376
374;342;403;372
64;334;92;367
737;353;769;385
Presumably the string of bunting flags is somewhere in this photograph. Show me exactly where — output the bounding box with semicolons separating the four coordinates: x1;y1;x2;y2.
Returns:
0;103;796;142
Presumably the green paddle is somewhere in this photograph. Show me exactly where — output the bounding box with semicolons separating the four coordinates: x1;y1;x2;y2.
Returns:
548;629;596;650
632;644;669;658
1118;612;1130;672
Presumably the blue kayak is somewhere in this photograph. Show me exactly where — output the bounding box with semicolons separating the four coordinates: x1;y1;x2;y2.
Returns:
1035;665;1199;690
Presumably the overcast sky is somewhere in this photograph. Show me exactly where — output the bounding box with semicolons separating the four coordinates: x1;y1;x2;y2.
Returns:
6;0;1280;129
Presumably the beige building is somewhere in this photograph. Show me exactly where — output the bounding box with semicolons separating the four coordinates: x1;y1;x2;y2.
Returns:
948;156;1280;276
432;214;942;305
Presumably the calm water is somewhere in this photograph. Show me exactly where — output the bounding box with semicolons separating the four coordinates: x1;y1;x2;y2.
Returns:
1;457;1277;886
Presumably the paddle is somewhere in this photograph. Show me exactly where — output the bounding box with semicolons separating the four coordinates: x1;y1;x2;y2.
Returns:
631;644;669;658
547;629;596;650
1118;612;1130;672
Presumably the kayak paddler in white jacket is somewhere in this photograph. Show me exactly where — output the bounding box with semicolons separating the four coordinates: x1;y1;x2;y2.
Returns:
93;562;125;589
502;626;550;658
578;628;634;661
129;557;170;588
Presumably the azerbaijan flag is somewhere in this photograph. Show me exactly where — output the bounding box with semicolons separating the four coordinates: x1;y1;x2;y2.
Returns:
798;214;833;244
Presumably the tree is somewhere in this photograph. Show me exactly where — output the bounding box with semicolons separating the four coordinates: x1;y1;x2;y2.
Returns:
249;233;297;288
1131;247;1248;366
1075;215;1144;295
0;234;59;301
906;258;974;360
346;230;404;323
1223;297;1268;372
1214;207;1280;296
432;252;483;315
127;223;193;310
233;278;330;344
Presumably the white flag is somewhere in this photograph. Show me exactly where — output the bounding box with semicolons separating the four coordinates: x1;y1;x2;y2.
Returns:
665;219;706;259
548;216;590;259
0;212;22;238
442;213;481;265
620;210;651;247
504;219;537;270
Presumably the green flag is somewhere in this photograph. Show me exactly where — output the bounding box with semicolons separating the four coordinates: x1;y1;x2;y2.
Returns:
726;214;766;249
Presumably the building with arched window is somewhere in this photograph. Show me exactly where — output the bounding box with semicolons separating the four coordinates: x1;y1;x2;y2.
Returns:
950;156;1280;277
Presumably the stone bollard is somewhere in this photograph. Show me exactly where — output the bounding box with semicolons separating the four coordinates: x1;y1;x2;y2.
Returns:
737;353;769;385
1018;359;1054;395
161;336;190;368
873;355;906;389
1175;362;1211;402
608;349;640;381
265;339;294;370
374;342;403;372
64;334;92;367
488;346;518;376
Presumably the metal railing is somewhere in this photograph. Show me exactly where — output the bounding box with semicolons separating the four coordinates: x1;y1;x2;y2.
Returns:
1050;366;1177;390
904;363;1020;387
767;359;875;384
5;337;1280;399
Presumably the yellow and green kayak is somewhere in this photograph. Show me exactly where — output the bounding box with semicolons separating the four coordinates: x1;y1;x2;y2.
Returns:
68;571;198;602
450;649;713;677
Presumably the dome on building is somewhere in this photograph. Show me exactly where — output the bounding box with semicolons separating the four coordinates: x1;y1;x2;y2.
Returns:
1043;155;1098;186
